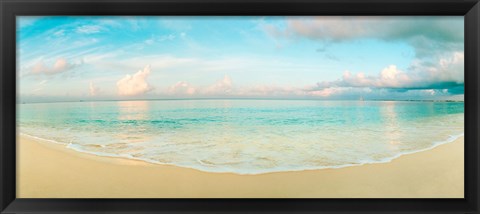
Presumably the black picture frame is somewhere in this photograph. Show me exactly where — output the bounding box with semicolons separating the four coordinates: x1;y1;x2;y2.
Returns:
1;0;479;213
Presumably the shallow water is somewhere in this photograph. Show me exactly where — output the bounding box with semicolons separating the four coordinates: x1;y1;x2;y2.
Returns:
17;99;464;174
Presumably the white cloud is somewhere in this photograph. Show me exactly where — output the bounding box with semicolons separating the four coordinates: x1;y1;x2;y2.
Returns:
419;51;464;84
89;81;100;96
30;58;77;75
163;76;310;98
307;87;347;97
76;25;102;34
168;81;196;95
144;38;155;45
203;75;233;95
341;65;412;88
311;51;464;93
53;29;65;37
166;75;234;97
144;34;176;45
116;65;154;96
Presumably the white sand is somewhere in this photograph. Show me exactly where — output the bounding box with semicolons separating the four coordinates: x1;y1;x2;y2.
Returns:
17;136;464;198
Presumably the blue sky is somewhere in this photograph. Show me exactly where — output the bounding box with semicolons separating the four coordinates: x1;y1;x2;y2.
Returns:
17;16;464;102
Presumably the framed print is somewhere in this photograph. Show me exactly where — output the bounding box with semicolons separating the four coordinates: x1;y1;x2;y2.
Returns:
1;0;480;213
15;15;466;198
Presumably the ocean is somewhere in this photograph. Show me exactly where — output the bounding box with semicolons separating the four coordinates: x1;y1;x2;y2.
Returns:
17;99;464;174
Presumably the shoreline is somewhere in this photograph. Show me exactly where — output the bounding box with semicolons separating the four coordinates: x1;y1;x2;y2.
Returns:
17;135;464;198
18;132;465;175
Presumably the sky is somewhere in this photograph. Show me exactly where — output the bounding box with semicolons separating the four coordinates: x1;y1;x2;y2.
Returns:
17;16;464;102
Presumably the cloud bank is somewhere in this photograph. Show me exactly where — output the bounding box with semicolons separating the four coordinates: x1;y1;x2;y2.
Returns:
166;75;234;97
264;16;464;98
309;51;464;95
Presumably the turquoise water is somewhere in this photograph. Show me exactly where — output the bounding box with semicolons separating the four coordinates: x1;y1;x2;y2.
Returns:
17;100;464;174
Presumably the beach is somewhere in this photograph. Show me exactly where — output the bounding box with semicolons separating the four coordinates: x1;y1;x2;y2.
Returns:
16;135;464;198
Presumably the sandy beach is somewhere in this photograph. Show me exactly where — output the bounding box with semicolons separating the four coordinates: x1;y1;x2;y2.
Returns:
16;135;464;198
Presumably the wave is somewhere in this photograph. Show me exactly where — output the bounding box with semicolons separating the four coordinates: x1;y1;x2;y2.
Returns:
19;132;464;175
20;133;68;145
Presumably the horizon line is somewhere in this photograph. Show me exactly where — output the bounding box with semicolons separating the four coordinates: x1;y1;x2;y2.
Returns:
17;97;465;105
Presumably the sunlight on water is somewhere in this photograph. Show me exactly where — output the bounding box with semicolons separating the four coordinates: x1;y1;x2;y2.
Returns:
17;100;464;174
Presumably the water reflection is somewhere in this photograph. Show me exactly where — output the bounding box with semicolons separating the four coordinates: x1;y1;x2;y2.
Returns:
380;101;402;151
117;100;150;121
116;100;152;144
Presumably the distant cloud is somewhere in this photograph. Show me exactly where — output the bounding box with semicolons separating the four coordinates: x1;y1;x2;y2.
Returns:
307;87;348;97
314;65;411;89
168;81;196;95
89;81;100;96
166;75;233;97
235;85;304;97
30;58;78;75
159;68;464;99
203;75;233;95
76;25;102;34
305;87;459;100
116;65;154;96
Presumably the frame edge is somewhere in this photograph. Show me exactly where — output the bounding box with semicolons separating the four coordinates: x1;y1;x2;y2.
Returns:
465;2;480;213
1;0;17;213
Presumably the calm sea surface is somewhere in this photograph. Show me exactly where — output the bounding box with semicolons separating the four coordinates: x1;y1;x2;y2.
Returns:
17;100;464;174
